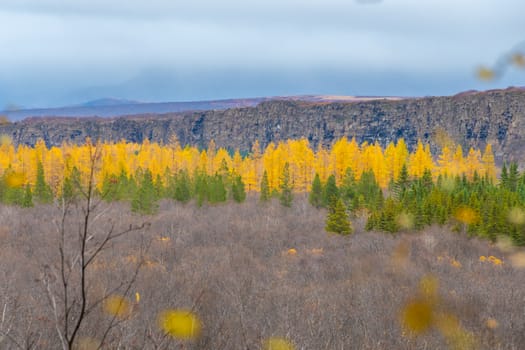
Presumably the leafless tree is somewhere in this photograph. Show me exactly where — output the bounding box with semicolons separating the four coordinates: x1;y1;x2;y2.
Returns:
41;140;149;350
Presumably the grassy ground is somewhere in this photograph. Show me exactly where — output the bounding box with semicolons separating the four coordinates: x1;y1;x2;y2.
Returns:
0;196;524;349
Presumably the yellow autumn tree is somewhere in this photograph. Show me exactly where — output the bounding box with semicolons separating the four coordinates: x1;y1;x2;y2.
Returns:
481;143;497;182
408;140;434;178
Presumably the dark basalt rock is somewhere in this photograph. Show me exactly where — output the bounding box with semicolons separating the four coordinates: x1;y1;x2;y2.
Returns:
0;88;524;164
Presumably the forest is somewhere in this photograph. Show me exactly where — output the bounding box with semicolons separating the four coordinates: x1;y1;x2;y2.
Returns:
1;135;524;244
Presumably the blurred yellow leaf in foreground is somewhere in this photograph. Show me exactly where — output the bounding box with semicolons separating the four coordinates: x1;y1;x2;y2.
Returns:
263;337;295;350
4;172;26;188
102;295;132;320
476;66;495;81
158;309;202;339
512;53;525;67
401;299;434;335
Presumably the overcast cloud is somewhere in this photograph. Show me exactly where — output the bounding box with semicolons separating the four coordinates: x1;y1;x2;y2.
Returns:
0;0;523;108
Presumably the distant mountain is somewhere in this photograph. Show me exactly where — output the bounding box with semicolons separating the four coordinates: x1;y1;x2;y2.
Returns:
78;98;141;107
0;95;405;121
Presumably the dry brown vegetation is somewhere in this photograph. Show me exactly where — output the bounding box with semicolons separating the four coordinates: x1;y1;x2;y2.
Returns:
1;196;525;349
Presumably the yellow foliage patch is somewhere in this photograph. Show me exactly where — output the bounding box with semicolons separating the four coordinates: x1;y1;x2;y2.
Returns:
486;318;499;329
286;248;297;256
450;259;462;268
437;255;462;268
488;256;503;266
479;255;503;266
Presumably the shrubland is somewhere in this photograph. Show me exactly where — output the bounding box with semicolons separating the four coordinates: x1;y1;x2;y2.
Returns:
1;197;525;349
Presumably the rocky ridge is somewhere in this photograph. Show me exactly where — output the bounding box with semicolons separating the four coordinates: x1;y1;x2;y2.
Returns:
0;88;524;163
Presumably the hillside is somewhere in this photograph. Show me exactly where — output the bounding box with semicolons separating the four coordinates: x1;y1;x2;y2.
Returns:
0;88;524;162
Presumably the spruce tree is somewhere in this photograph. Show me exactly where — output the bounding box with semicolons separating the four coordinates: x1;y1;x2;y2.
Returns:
131;169;158;214
279;163;293;207
309;173;323;208
260;170;270;202
231;174;246;203
508;162;519;192
194;171;209;207
22;185;33;208
155;174;165;199
421;168;433;191
174;170;192;203
323;174;339;207
100;174;119;201
392;163;409;200
357;170;381;210
341;167;356;204
208;174;227;203
501;163;509;189
34;161;53;204
62;167;81;202
325;198;352;235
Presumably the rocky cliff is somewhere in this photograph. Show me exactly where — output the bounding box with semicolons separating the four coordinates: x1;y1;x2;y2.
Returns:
1;88;524;163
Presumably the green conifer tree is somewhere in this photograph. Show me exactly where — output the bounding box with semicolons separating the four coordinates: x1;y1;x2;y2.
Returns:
260;170;270;202
174;170;192;203
231;174;247;203
100;174;119;201
22;185;33;208
131;169;159;214
325;198;352;235
279;162;293;207
155;174;165;199
34;161;53;204
500;163;509;189
309;173;323;208
208;174;227;203
323;174;339;207
341;167;357;205
194;171;208;207
62;167;81;202
508;162;519;192
392;163;409;200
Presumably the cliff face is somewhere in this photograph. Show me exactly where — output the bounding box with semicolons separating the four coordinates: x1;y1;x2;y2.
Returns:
1;88;524;162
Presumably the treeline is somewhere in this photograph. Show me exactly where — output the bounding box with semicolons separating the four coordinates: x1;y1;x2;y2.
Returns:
0;136;495;197
0;157;300;213
310;163;525;245
2;135;522;244
0;162;249;214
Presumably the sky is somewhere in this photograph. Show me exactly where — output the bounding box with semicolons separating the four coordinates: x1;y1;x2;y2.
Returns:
0;0;523;108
